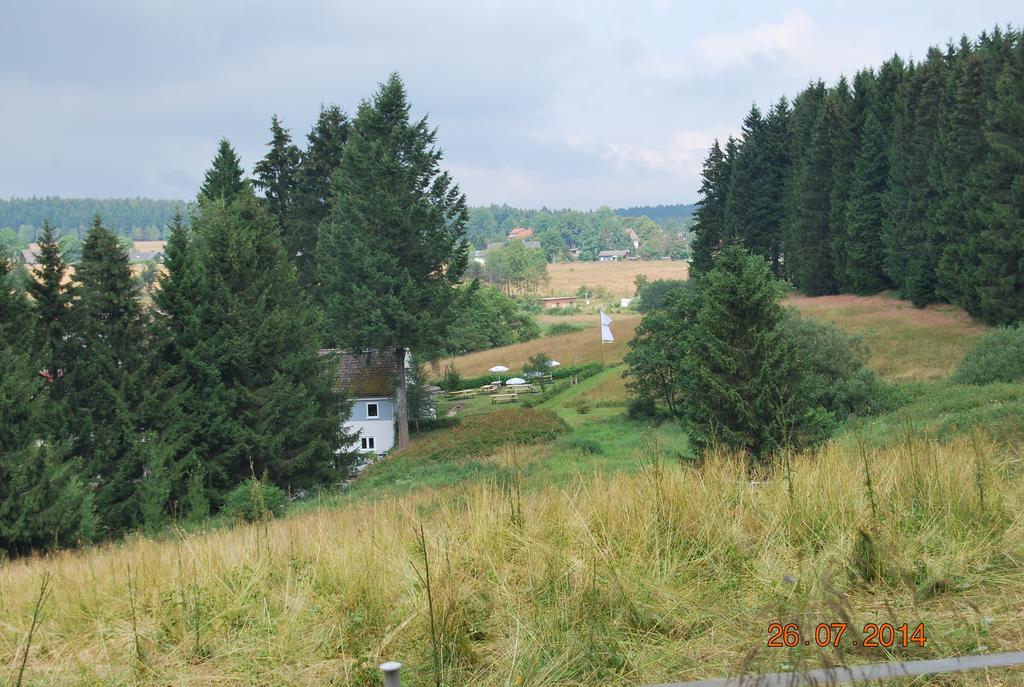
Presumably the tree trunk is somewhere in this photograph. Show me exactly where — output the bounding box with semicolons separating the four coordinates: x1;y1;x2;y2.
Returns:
395;346;410;450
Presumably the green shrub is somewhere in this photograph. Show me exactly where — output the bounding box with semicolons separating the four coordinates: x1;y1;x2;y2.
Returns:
627;395;659;420
223;479;287;522
411;416;461;434
575;400;592;414
561;437;604;454
546;322;583;336
951;325;1024;385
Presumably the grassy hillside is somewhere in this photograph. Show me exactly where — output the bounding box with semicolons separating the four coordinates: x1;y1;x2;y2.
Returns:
1;432;1020;686
447;294;984;383
445;314;640;377
789;294;986;380
4;293;1021;686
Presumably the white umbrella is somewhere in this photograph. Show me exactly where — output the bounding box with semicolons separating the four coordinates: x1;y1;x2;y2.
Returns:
506;377;527;385
545;360;561;367
524;371;544;378
489;365;510;373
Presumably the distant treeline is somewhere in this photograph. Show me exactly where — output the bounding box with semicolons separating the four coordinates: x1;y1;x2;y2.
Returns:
0;197;190;244
466;204;690;259
692;26;1024;326
614;203;697;224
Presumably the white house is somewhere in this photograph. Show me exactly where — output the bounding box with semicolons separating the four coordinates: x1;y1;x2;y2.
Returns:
330;349;409;457
327;349;439;459
598;249;629;262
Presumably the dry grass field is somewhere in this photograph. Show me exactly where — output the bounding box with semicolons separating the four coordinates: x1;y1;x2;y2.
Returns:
449;294;985;383
445;314;641;376
1;435;1020;686
540;260;689;298
788;294;987;381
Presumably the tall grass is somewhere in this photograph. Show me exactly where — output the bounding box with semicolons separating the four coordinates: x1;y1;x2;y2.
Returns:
1;434;1020;686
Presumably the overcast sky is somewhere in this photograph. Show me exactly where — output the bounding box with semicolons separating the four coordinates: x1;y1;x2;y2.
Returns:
1;1;1019;209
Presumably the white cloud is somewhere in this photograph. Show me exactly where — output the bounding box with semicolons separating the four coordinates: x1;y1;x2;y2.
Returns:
696;9;817;70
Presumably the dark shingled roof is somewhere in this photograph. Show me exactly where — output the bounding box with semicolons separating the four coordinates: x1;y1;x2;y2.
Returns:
322;349;397;397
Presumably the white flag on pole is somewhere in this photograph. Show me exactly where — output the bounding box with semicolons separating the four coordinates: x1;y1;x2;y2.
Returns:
600;310;614;342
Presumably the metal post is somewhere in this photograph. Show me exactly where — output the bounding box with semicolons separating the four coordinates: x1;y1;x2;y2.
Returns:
380;661;402;687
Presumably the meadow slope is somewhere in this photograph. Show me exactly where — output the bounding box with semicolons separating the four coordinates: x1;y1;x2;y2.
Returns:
1;435;1020;686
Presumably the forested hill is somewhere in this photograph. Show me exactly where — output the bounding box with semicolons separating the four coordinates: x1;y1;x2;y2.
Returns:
0;197;189;242
690;26;1024;326
465;204;692;258
614;203;697;224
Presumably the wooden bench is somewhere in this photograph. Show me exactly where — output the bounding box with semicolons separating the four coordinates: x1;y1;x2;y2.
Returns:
445;389;477;399
505;384;539;393
490;393;518;404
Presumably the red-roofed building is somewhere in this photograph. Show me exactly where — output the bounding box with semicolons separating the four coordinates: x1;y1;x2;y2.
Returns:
507;227;534;241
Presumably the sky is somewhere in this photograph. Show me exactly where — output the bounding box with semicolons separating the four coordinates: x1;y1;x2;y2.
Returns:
1;1;1019;209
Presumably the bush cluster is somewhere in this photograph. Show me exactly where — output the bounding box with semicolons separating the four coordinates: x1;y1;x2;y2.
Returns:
951;324;1024;385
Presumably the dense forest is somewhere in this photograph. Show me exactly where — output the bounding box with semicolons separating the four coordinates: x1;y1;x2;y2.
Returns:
0;197;189;245
691;27;1024;326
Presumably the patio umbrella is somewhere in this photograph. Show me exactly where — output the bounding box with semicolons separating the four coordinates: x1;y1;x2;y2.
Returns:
489;365;510;373
545;360;561;367
506;377;527;385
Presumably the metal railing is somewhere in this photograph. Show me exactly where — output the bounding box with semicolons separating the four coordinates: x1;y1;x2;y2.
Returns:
378;650;1024;686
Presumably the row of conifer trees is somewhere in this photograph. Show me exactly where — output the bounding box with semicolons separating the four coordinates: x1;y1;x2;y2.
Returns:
1;74;469;556
691;26;1024;325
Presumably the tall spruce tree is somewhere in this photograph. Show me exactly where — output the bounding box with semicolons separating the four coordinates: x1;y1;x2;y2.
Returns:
317;73;471;450
0;251;96;555
292;105;350;292
199;138;248;202
64;216;148;534
842;56;904;294
828;75;860;289
724;102;790;273
973;36;1024;324
253;115;301;250
690;138;732;274
28;221;76;382
791;91;840;295
781;81;827;283
682;244;802;461
152;188;351;501
883;49;948;305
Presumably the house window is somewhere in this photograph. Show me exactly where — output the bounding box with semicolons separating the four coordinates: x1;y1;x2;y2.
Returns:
366;402;379;419
361;437;375;451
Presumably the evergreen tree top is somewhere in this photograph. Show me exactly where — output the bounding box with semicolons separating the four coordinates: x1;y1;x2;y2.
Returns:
199;138;248;203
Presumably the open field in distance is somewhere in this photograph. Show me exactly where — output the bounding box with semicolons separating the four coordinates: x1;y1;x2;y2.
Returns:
540;259;689;298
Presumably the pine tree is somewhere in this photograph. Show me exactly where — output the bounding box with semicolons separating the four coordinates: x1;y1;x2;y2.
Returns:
318;73;471;450
842;56;904;294
292;105;350;292
791;92;840;295
253;115;301;248
781;81;826;283
0;253;95;555
828;75;859;289
682;244;801;461
724;102;790;273
27;221;76;380
883;49;948;305
199;138;247;202
690;139;731;274
973;36;1024;324
65;216;148;534
153;189;351;498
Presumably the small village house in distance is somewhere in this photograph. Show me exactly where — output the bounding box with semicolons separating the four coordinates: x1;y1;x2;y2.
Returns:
598;249;630;262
